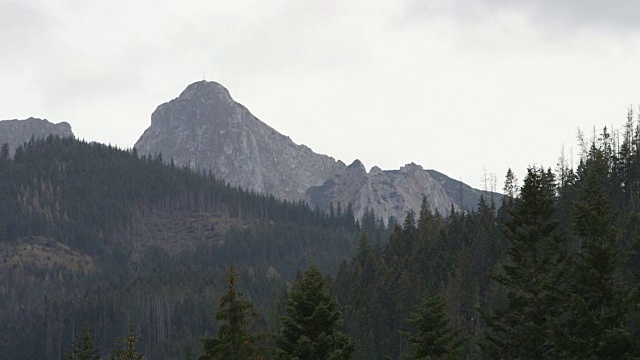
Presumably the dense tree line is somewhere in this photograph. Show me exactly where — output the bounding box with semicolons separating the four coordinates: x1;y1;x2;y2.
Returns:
334;117;640;358
0;136;360;359
0;136;351;253
4;109;640;358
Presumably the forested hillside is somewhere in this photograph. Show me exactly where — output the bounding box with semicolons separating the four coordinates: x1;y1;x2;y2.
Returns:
0;136;364;359
334;119;640;358
3;114;640;359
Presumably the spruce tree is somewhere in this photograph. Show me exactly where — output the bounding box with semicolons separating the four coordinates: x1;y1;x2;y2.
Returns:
482;167;566;358
337;234;388;358
502;167;518;201
199;266;261;360
110;323;144;360
66;322;100;360
557;146;635;358
401;292;460;359
275;264;354;360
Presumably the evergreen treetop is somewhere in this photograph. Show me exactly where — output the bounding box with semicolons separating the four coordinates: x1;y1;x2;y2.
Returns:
401;292;460;360
199;266;262;360
276;264;354;360
482;167;567;358
109;322;144;360
66;322;100;360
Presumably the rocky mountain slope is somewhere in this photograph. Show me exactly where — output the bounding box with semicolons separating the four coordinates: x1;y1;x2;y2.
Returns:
135;80;499;221
135;81;346;200
305;161;460;223
426;169;502;211
0;117;73;155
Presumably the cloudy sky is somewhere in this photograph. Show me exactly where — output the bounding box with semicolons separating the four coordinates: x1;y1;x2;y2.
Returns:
3;0;640;189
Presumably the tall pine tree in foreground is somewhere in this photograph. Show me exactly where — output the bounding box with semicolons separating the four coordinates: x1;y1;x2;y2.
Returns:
276;264;354;360
401;292;460;359
482;167;567;358
558;145;636;358
199;266;262;360
66;322;100;360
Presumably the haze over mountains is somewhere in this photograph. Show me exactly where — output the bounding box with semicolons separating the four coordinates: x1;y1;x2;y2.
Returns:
0;80;499;223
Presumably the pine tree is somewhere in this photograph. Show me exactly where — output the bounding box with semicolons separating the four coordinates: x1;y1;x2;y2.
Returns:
275;264;354;360
66;322;100;360
502;168;518;201
401;292;460;359
337;234;389;358
110;323;144;360
557;145;635;358
199;266;261;360
482;167;566;358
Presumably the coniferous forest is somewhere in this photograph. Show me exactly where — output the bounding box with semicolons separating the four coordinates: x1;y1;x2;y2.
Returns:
3;110;640;359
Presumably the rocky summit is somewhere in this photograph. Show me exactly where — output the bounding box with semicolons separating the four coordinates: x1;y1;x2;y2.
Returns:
135;81;346;200
135;80;499;221
305;161;462;224
0;117;74;155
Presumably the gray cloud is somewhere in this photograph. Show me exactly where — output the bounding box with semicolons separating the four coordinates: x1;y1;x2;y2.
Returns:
513;0;640;32
0;2;46;35
404;0;640;33
2;0;640;189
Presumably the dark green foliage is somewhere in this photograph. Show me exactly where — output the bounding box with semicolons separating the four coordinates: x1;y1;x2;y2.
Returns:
401;293;460;360
4;112;640;359
276;264;354;360
66;322;100;360
335;195;506;359
502;167;517;200
0;136;356;252
557;144;636;358
0;137;360;359
199;266;261;360
110;323;144;360
335;234;389;358
482;167;567;358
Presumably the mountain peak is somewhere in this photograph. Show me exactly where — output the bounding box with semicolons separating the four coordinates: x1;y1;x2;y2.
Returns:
369;166;384;176
135;80;494;222
179;80;232;101
347;159;366;173
400;162;424;174
135;81;346;200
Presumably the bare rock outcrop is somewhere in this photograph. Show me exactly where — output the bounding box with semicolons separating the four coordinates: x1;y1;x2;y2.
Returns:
305;160;460;224
134;81;346;200
0;118;73;155
135;80;500;223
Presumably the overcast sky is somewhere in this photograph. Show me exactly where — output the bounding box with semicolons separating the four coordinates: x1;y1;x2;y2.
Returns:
3;0;640;189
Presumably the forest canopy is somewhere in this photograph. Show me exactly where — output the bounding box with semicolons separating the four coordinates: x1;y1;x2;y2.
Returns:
2;109;640;358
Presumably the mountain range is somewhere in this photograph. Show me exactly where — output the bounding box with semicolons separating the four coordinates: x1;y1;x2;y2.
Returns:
134;81;499;222
0;81;499;223
0;81;502;359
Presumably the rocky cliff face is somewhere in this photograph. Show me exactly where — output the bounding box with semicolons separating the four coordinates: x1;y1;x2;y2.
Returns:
0;118;74;155
134;81;346;200
135;80;499;223
305;161;461;224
